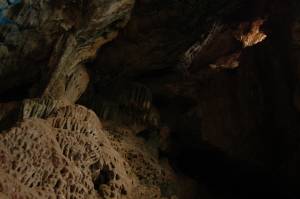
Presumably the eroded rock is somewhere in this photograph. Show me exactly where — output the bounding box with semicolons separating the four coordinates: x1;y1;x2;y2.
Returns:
0;0;135;100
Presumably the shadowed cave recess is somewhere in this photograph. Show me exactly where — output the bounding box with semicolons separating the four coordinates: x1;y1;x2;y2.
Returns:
1;0;300;198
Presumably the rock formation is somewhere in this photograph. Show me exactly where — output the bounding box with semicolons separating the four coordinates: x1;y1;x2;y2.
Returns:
1;0;300;199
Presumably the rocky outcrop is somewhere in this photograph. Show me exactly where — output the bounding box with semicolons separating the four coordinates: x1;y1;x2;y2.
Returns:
0;0;134;102
1;102;131;199
0;100;189;198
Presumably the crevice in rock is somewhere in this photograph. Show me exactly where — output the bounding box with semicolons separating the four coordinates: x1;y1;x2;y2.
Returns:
93;165;114;192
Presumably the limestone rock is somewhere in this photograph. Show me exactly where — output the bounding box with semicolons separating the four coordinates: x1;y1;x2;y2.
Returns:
0;101;187;198
209;51;241;70
235;19;267;47
2;0;300;198
0;104;134;199
0;0;135;100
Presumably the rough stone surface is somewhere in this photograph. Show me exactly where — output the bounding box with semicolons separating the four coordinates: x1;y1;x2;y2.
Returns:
0;0;135;101
0;102;188;198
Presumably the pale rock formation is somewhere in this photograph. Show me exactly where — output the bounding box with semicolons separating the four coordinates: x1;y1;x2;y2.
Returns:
0;98;182;198
235;19;267;48
0;104;132;198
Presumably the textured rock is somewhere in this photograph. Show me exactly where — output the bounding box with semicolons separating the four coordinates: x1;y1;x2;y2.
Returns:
2;0;300;198
0;97;189;198
209;51;241;69
0;102;184;198
0;104;132;198
235;19;267;47
0;0;135;100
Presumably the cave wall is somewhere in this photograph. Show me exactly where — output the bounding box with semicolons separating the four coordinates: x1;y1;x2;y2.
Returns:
1;0;300;199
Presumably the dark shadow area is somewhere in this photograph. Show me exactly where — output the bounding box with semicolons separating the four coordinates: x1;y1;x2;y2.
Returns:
170;144;297;199
0;81;33;102
0;107;19;132
93;166;114;192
